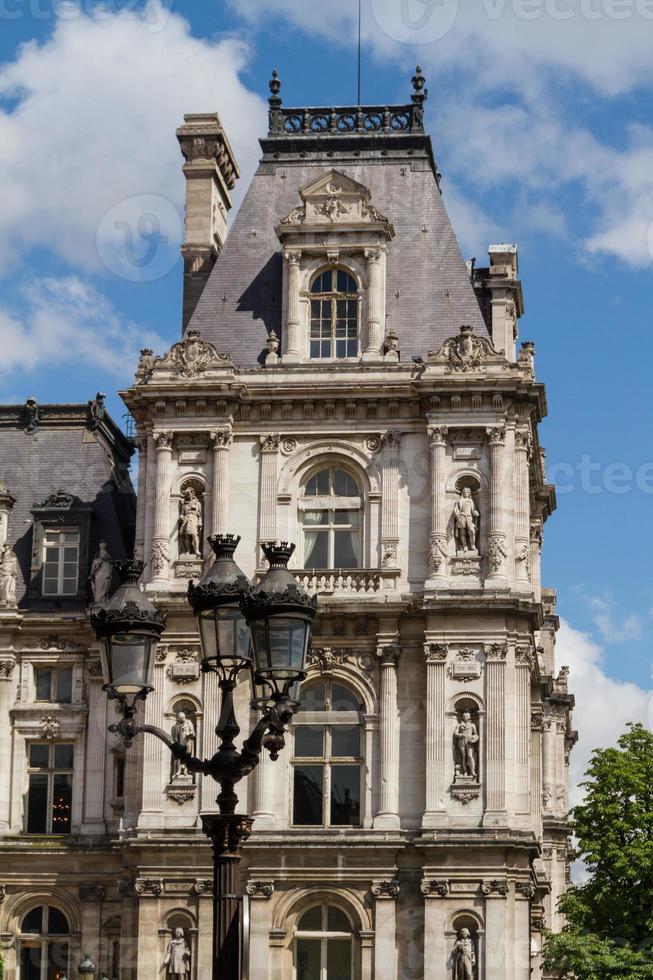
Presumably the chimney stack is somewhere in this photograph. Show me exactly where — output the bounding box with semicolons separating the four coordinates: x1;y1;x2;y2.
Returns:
176;114;240;329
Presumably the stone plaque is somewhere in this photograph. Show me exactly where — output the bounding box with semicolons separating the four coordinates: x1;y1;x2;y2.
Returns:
451;659;482;680
169;662;199;681
453;446;481;460
178;449;207;464
174;559;203;580
450;881;480;893
450;556;482;577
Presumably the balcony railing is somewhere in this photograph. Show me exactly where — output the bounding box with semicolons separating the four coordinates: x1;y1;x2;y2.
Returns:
268;104;424;138
291;568;400;595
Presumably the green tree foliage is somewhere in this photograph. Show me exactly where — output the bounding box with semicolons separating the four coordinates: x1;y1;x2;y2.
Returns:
543;723;653;977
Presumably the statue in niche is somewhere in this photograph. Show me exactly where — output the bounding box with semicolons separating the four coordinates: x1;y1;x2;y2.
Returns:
171;711;196;780
0;542;18;606
454;711;479;779
163;927;191;977
454;487;480;555
452;928;476;979
178;487;202;556
89;540;113;604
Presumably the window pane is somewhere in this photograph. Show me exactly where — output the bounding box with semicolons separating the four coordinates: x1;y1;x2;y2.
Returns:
298;906;322;931
333;470;357;496
30;744;50;768
326;938;352;978
304;530;328;569
333;531;358;568
51;774;72;833
300;683;326;711
306;471;330;496
36;668;52;701
330;766;361;826
54;744;74;769
331;684;361;712
327;907;351;932
304;510;328;526
293;765;323;825
22;907;44;934
331;726;360;758
47;908;70;935
294;726;324;758
337;270;356;293
55;669;72;704
20;945;42;980
333;510;358;526
27;774;48;833
47;940;69;980
296;938;321;980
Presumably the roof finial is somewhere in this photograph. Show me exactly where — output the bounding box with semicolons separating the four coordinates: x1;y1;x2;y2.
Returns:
269;69;282;104
412;65;427;97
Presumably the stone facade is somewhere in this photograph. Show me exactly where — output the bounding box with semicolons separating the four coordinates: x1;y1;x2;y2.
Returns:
0;73;575;980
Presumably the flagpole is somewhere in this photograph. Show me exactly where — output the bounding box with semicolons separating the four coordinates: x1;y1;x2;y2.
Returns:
357;0;362;104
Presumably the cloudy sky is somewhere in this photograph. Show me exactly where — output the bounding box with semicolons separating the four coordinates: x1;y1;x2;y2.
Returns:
1;0;651;798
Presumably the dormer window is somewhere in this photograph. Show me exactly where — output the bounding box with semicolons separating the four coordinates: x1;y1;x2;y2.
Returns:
309;268;359;359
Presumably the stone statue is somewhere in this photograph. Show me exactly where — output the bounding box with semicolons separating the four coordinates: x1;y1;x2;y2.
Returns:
171;711;195;779
0;543;18;606
179;488;202;556
452;928;476;979
454;487;479;554
163;927;191;977
454;711;479;779
89;541;113;604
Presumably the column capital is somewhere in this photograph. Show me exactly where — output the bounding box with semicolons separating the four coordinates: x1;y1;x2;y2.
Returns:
364;246;383;264
0;658;15;679
153;430;174;451
424;642;448;663
285;248;302;266
427;425;448;447
481;879;509;897
210;427;233;449
259;433;281;454
486;425;506;446
371;879;400;899
376;643;400;667
245;880;274;899
485;642;507;661
516;645;536;669
515;428;532;454
420;879;448;897
380;429;402;451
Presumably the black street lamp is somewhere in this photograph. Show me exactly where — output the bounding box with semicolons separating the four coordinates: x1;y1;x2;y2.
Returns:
90;537;316;980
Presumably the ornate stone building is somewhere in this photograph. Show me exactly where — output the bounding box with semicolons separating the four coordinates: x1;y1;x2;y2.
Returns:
0;70;575;979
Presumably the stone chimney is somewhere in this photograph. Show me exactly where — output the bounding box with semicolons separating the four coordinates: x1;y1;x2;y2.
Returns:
486;244;524;361
176;114;240;329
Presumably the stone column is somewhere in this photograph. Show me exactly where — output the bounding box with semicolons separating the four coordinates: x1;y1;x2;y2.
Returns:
201;666;221;811
372;881;399;980
514;429;531;588
530;715;543;838
133;432;148;560
81;664;107;834
363;247;385;362
252;745;275;828
421;882;448;979
515;648;532;815
426;426;448;589
138;654;166;829
484;887;508;980
485;426;508;588
258;435;280;560
246;881;274;977
484;644;507;825
150;430;174;586
0;658;16;831
422;643;448;829
374;644;401;829
542;716;556;816
283;249;302;363
379;430;400;568
530;520;543;602
210;427;233;536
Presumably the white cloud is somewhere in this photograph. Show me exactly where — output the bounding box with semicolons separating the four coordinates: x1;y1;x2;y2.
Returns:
0;1;267;272
0;276;166;378
581;594;643;643
557;619;651;806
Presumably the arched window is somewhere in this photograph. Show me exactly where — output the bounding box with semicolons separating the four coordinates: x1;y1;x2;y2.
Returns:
294;904;353;980
19;904;70;980
292;679;363;828
309;268;359;359
300;467;361;570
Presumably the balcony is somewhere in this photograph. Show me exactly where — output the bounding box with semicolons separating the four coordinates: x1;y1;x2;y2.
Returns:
291;568;400;596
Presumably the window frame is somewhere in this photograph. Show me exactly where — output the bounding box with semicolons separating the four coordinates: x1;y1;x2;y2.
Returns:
41;527;80;597
299;467;363;571
26;742;74;836
291;680;363;830
34;666;73;704
308;266;361;361
18;903;71;980
293;904;354;980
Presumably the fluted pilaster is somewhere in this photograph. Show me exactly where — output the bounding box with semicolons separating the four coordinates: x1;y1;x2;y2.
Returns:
422;643;448;828
374;644;401;829
484;644;507;824
485;426;508;587
514;429;532;587
210;427;233;537
150;430;174;585
284;250;302;362
427;426;448;588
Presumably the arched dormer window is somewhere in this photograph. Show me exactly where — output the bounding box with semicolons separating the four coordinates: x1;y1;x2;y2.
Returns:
309;268;359;359
300;467;361;570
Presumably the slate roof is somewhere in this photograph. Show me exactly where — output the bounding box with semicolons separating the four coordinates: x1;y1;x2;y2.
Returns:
0;401;135;608
187;95;487;366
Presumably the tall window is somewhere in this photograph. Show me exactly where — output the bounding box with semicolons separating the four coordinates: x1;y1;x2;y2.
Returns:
42;529;79;596
294;905;353;980
292;680;362;828
301;468;361;570
34;667;72;704
19;904;70;980
26;743;73;834
309;268;359;359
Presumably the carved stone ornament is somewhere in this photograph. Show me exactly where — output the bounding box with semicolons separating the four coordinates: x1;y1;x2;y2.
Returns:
450;647;482;681
155;330;233;378
430;324;502;372
376;644;400;667
210;428;233;450
518;883;536;899
260;433;281;453
429;534;448;574
0;884;6;902
381;541;398;568
371;880;400;899
364;435;381;454
245;881;274;898
41;715;59;739
307;646;352;675
450;556;481;577
424;642;448;663
0;660;15;679
280;437;298;457
428;425;448;446
34;489;84;510
450;781;481;805
488;535;508;572
151;540;169;575
485;643;507;661
481;880;509;896
516;646;535;670
134;878;164;896
420;880;448;897
191;879;212;896
166;783;197;806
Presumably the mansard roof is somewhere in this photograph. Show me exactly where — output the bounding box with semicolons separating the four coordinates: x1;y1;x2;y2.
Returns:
187;72;488;366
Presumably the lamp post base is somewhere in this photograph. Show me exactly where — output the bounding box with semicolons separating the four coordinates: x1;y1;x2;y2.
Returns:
202;813;254;980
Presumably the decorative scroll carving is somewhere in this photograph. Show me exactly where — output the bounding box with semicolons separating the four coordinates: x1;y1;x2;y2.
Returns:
371;880;400;899
420;880;448;897
155;330;233;378
134;878;164;896
307;646;353;675
246;881;274;898
41;716;59;739
481;880;509;896
191;879;212;896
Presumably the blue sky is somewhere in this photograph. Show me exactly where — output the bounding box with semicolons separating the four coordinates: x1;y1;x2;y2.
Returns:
1;0;651;787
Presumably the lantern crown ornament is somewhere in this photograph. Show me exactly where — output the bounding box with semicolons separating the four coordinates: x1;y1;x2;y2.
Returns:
90;559;166;703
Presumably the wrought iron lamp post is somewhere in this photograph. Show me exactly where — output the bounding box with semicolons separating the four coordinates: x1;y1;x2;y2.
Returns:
90;537;316;980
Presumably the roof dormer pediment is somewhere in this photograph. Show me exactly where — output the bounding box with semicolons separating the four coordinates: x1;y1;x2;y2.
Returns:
277;169;394;237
